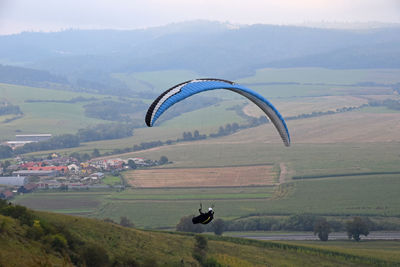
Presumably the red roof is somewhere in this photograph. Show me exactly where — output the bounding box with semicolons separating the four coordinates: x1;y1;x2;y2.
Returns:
24;183;38;190
20;162;41;168
28;166;68;172
4;191;13;198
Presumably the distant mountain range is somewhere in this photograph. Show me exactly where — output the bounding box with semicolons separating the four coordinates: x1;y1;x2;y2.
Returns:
0;20;399;93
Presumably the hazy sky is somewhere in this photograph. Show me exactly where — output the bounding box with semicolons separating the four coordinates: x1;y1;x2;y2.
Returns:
1;0;400;35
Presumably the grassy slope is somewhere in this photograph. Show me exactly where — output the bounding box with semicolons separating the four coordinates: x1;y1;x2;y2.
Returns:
287;240;400;263
1;211;398;266
0;214;66;266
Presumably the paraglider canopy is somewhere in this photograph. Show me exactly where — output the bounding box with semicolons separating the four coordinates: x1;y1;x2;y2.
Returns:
145;78;290;146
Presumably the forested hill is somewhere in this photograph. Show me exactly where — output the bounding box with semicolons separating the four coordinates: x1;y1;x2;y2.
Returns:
1;21;400;80
0;64;130;96
0;64;70;88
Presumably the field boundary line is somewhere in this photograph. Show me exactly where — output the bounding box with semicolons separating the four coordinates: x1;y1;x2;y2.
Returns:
126;184;276;189
293;171;400;180
145;163;275;170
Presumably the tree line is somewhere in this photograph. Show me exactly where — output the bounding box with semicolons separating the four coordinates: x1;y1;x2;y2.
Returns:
0;101;23;116
0;123;134;158
77;123;134;142
83;100;147;123
25;96;97;104
369;99;400;110
82;118;270;159
175;213;385;241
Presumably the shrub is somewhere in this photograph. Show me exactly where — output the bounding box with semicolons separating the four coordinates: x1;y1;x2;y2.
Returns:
112;253;139;267
204;257;222;267
284;214;320;231
0;219;6;233
159;156;168;165
26;222;44;240
0;204;34;226
81;243;110;267
119;216;134;227
50;234;68;252
193;235;208;265
212;219;225;236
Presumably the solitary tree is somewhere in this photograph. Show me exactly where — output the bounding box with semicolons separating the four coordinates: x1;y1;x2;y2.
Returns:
92;148;100;158
313;218;331;241
69;152;81;162
0;146;13;159
346;217;369;241
1;160;11;173
119;216;134;228
159;156;168;165
127;159;137;169
193;130;200;139
81;153;91;162
176;215;204;233
212;219;225;236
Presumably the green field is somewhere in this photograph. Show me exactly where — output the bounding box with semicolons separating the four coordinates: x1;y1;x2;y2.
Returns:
96;174;400;227
15;187;276;227
103;175;122;186
14;170;400;228
0;83;110;140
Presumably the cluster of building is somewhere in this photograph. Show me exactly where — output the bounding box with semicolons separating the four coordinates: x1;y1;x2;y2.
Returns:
0;154;156;200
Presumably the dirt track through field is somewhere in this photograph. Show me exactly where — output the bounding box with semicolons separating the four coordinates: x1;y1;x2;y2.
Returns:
278;163;287;184
125;165;276;188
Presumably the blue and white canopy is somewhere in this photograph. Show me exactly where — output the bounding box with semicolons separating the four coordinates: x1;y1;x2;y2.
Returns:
145;78;290;146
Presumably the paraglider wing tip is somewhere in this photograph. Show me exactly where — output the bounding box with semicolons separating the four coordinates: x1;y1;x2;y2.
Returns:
145;110;153;127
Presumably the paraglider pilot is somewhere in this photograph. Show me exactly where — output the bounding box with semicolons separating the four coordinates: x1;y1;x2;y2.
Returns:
192;204;214;225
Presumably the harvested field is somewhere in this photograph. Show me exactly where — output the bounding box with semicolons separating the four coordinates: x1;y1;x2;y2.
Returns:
125;165;277;188
243;95;370;118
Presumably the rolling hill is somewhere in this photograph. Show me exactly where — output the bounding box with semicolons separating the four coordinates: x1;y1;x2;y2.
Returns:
1;21;400;84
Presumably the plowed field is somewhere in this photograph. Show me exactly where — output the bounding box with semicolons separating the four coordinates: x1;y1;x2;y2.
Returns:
125;165;276;188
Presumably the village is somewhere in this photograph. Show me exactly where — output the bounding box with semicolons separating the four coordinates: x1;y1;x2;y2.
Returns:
0;153;160;200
